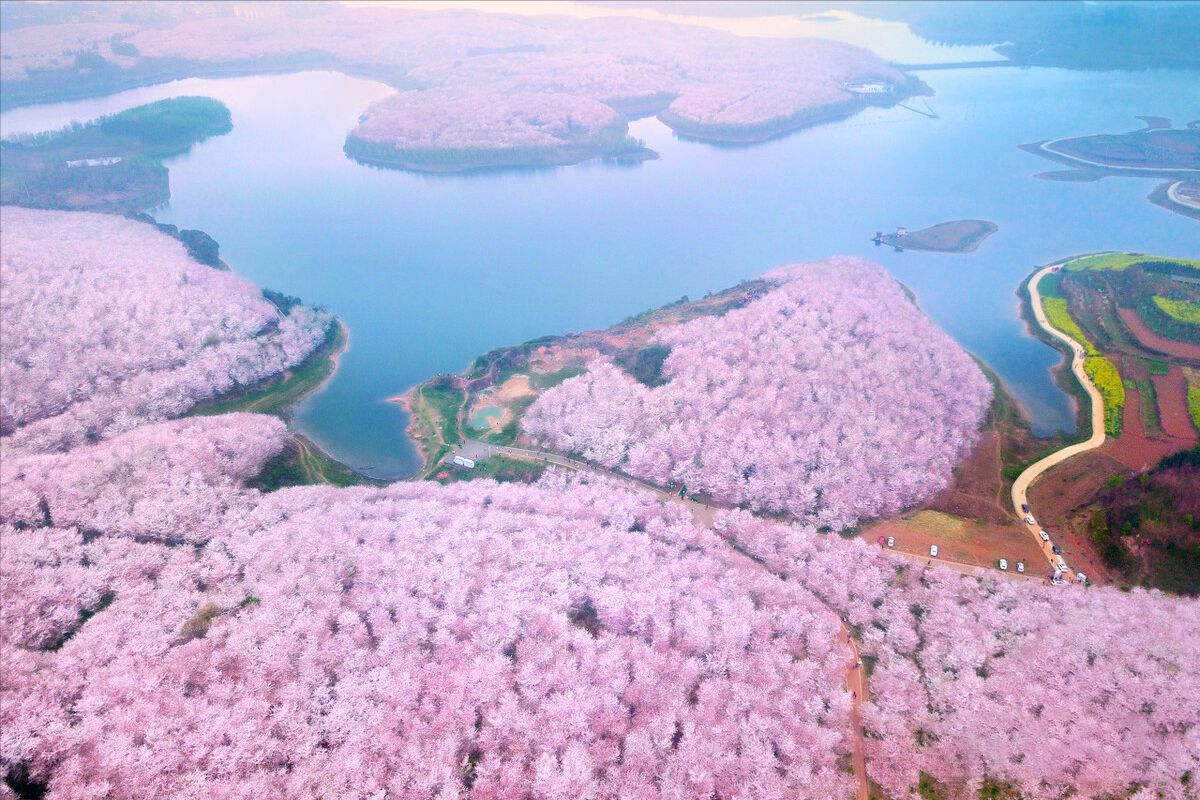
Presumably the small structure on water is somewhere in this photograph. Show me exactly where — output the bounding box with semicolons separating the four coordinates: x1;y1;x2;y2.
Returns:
844;81;894;95
65;157;122;167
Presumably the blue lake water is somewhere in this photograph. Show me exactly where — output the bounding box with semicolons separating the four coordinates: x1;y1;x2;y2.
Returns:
3;68;1197;478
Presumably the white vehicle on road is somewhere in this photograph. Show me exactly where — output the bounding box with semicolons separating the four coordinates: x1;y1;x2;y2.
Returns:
1039;530;1051;542
1016;562;1025;574
1024;514;1036;525
929;544;939;557
886;536;895;548
998;558;1008;571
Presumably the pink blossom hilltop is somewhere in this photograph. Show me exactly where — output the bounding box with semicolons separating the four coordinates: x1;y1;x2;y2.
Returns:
2;209;1196;799
0;207;331;454
523;258;993;529
4;6;920;154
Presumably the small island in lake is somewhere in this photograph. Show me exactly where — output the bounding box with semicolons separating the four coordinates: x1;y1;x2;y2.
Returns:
1025;119;1199;175
874;219;998;253
344;89;656;172
0;96;231;212
1023;118;1199;220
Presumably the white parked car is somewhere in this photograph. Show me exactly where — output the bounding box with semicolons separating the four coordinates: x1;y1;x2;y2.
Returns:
1016;562;1025;574
929;544;939;557
886;536;895;548
1024;514;1036;525
1056;557;1068;572
1039;530;1051;542
998;558;1008;571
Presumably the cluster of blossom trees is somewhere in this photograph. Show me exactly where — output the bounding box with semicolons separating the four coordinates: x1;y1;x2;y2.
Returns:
0;208;331;453
4;6;915;151
345;89;645;168
2;416;856;799
715;510;1200;800
523;258;993;529
3;207;1196;798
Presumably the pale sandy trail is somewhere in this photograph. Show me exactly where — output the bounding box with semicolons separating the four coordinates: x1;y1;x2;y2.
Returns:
1167;180;1200;210
1039;138;1200;174
1011;263;1106;577
841;625;869;800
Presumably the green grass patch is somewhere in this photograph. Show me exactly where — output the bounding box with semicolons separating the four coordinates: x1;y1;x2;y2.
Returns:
529;366;586;390
1066;252;1200;273
248;435;372;491
1185;368;1200;432
193;321;343;418
5;96;232;157
432;454;546;485
1;96;233;212
613;344;672;387
1152;295;1200;325
1038;270;1065;298
417;384;465;448
1148;358;1169;376
1134;378;1162;436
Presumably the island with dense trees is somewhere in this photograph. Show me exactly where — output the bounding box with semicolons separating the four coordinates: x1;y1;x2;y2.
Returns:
0;96;231;212
344;89;654;172
1;4;924;163
1023;117;1200;218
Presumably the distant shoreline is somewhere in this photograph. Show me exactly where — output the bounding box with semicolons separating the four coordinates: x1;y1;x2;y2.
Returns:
343;139;660;174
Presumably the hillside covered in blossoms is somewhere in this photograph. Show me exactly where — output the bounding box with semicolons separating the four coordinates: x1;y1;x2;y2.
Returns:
0;207;332;454
1;5;919;167
2;204;1196;799
344;89;653;171
523;258;993;529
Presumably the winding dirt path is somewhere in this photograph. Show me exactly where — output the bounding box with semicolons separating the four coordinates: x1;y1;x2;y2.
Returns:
1167;180;1200;210
841;624;869;800
1011;263;1106;577
1039;138;1200;175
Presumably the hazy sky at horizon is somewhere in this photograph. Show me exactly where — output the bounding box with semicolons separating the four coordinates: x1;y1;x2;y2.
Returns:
339;1;1003;63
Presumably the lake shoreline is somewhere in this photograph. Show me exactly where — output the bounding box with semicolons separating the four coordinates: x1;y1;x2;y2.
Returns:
343;140;660;174
658;77;930;145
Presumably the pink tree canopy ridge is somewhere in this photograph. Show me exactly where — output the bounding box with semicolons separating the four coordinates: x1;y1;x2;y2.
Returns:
523;257;993;530
0;207;332;455
2;209;1196;799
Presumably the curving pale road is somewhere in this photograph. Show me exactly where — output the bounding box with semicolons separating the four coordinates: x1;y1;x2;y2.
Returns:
1011;263;1107;577
1167;180;1200;210
1039;138;1200;175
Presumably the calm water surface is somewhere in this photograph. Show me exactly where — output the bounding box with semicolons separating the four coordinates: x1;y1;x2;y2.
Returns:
4;68;1197;478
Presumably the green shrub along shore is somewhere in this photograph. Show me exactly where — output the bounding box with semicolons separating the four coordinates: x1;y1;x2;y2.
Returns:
0;96;232;212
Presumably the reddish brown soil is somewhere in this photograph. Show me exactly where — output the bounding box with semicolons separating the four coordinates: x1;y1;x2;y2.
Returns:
1154;366;1200;439
925;431;1011;525
863;514;1044;572
1028;450;1126;584
1117;307;1200;361
1064;508;1118;585
1028;450;1124;523
1105;369;1196;470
